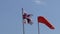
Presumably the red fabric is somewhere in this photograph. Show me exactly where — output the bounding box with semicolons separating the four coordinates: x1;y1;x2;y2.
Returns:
38;16;55;29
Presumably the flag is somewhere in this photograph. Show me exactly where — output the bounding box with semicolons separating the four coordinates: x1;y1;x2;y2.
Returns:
23;11;33;25
37;16;55;29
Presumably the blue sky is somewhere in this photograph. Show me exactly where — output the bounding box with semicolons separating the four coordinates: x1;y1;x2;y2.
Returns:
0;0;60;34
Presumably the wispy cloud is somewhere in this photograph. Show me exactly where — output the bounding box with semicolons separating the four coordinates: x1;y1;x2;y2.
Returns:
34;0;46;5
34;0;41;4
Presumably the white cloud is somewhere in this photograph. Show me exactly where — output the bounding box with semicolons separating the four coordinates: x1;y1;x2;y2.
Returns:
34;0;46;5
34;0;41;4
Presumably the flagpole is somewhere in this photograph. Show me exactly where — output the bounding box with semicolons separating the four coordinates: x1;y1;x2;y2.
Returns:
38;23;40;34
22;8;25;34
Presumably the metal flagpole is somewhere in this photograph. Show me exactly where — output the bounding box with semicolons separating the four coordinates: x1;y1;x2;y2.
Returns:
38;22;40;34
22;8;25;34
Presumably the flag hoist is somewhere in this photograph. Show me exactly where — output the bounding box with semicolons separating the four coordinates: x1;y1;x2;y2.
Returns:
22;8;33;34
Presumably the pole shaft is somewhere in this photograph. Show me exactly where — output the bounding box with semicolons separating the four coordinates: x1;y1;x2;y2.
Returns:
22;8;25;34
38;23;40;34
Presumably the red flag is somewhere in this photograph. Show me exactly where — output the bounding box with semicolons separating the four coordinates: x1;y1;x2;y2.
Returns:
23;12;33;25
38;16;55;29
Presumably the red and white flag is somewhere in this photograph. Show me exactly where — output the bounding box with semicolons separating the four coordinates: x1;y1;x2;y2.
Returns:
37;16;55;29
23;11;33;25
